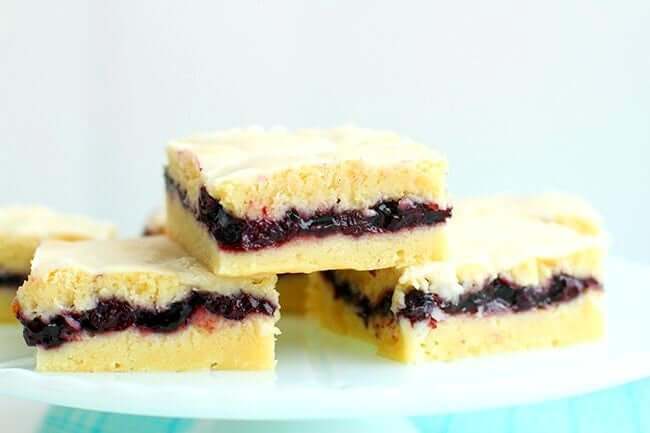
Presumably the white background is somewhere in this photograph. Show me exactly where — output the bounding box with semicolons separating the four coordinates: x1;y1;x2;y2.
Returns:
1;1;648;261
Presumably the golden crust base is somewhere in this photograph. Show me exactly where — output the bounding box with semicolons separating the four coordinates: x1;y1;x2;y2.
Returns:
36;316;278;372
309;274;604;363
167;193;449;277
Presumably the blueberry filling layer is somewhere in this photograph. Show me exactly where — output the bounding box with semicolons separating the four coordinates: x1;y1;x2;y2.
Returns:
0;271;27;287
322;271;600;327
19;291;277;349
165;171;452;252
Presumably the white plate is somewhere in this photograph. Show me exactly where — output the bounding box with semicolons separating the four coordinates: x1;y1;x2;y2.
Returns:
0;257;648;420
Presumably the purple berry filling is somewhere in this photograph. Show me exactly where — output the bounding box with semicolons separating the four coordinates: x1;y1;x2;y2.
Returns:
165;171;452;252
0;271;27;287
19;291;277;349
322;271;600;327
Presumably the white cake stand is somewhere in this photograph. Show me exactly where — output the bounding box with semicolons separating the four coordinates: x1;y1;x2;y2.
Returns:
0;258;648;426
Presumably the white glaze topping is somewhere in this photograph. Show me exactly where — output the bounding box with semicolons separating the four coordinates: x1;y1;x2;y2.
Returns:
170;126;445;183
166;126;449;219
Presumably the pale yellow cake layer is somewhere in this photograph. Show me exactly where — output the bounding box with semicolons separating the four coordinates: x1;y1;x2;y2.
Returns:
277;274;310;315
167;192;448;276
309;274;604;363
0;207;115;275
36;316;277;372
0;286;17;323
16;237;277;319
167;126;448;219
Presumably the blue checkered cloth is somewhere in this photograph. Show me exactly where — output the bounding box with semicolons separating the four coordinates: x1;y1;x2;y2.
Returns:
37;408;194;433
38;379;649;433
412;378;650;433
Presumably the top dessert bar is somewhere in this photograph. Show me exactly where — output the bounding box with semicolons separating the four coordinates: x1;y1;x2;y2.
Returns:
166;127;451;276
0;206;116;282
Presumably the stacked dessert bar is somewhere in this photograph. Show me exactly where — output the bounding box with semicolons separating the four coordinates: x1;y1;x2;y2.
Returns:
164;127;451;276
15;237;278;371
11;126;606;372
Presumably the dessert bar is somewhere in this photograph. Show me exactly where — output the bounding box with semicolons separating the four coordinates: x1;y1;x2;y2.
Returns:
0;206;115;322
14;236;279;371
165;127;451;276
309;195;605;362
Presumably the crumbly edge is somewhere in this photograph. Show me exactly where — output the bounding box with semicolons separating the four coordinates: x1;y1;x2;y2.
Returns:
167;148;448;219
15;267;278;320
36;315;278;372
309;274;604;363
167;191;449;276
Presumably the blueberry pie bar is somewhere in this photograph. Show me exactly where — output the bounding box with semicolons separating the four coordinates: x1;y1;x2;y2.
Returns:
309;195;605;362
0;206;115;322
165;127;451;276
14;236;279;371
